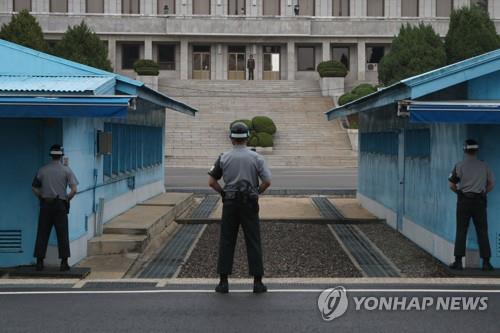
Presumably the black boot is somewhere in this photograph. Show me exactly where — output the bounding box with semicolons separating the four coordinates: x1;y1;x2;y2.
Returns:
215;275;229;294
449;256;463;270
482;259;494;271
36;258;44;271
60;258;70;272
253;276;267;294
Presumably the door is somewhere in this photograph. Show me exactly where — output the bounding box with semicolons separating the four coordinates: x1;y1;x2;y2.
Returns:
397;129;406;231
193;50;211;80
263;46;281;80
228;46;246;80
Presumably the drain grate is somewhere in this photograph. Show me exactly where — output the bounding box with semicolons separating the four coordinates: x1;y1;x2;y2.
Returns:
312;197;400;277
138;196;220;278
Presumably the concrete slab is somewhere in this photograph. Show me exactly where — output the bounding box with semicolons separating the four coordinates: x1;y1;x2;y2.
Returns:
329;198;378;220
88;234;148;256
103;205;175;235
77;254;139;280
209;197;322;219
9;266;90;279
138;192;193;207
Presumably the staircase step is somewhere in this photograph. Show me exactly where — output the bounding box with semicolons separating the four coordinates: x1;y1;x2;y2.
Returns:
88;234;148;256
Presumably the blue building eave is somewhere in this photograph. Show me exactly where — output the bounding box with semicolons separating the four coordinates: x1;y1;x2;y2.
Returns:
326;48;500;121
0;95;133;118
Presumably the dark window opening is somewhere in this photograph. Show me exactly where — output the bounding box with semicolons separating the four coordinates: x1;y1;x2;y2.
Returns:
297;46;316;71
158;44;176;70
332;47;350;70
122;44;141;69
366;46;385;64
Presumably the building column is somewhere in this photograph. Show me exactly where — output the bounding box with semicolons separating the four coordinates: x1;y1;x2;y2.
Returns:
107;38;117;71
180;39;189;80
322;41;330;62
144;38;153;60
357;41;366;81
287;41;295;80
216;44;224;80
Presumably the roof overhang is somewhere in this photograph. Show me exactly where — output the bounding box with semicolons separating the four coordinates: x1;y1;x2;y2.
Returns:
408;101;500;124
0;96;133;118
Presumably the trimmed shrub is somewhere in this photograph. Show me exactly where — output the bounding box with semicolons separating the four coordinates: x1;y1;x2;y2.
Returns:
316;60;348;78
337;84;377;106
248;134;259;147
134;59;160;76
256;132;274;147
252;116;276;135
230;119;253;130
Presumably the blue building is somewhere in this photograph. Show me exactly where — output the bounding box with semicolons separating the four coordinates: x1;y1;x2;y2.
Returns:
327;50;500;268
0;40;196;267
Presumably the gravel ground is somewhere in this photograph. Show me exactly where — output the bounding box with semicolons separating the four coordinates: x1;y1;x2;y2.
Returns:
179;223;363;278
357;223;451;277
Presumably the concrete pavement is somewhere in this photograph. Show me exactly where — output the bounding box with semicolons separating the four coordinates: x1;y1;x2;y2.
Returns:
165;167;357;191
0;279;499;333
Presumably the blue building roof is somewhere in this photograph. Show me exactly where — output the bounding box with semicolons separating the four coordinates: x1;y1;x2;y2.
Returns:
326;48;500;122
0;75;116;94
0;39;197;116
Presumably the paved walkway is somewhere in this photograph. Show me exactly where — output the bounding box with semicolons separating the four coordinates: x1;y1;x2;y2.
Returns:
0;279;499;333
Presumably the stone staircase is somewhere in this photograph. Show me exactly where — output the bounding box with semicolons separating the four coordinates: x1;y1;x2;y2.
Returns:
87;193;193;256
161;79;357;168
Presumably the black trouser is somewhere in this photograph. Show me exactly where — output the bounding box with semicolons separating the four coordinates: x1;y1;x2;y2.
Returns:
248;70;254;80
217;199;264;276
34;199;70;259
454;195;491;258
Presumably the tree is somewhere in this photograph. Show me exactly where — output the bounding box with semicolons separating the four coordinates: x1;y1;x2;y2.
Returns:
378;23;446;86
445;6;500;65
54;21;113;71
0;10;48;52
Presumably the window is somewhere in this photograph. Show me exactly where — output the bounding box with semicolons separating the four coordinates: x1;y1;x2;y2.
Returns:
297;46;315;71
263;0;280;15
401;0;418;17
366;46;385;63
332;47;349;70
298;0;315;16
360;132;398;156
193;0;210;14
13;0;31;11
50;0;67;12
367;0;384;16
122;0;140;14
158;44;175;70
158;0;175;14
86;0;104;13
332;0;349;16
436;0;453;17
471;0;488;11
228;0;245;15
103;123;163;177
122;44;140;69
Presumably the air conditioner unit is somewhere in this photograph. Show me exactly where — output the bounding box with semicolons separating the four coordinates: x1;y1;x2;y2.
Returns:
366;63;378;71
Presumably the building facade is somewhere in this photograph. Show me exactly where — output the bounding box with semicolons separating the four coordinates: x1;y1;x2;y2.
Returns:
0;0;498;87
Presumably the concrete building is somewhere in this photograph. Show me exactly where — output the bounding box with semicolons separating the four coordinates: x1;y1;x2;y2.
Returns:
326;49;500;269
0;39;196;268
0;1;498;88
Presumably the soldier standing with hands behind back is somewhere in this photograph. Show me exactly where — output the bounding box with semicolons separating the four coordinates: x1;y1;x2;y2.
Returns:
448;139;494;271
208;122;271;293
32;144;79;272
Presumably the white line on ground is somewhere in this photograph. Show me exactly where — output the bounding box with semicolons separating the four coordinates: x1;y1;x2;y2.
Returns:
1;288;500;296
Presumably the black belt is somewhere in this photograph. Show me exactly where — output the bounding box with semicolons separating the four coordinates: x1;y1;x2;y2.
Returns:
458;192;486;199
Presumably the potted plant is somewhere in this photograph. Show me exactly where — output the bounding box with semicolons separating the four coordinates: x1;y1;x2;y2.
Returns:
317;60;347;98
134;59;160;90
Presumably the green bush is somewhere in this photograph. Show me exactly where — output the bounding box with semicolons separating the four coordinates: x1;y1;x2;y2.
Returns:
134;59;160;76
337;93;357;106
338;84;377;106
230;119;253;131
252;116;276;135
316;60;348;78
0;10;48;52
256;133;274;147
248;134;259;147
